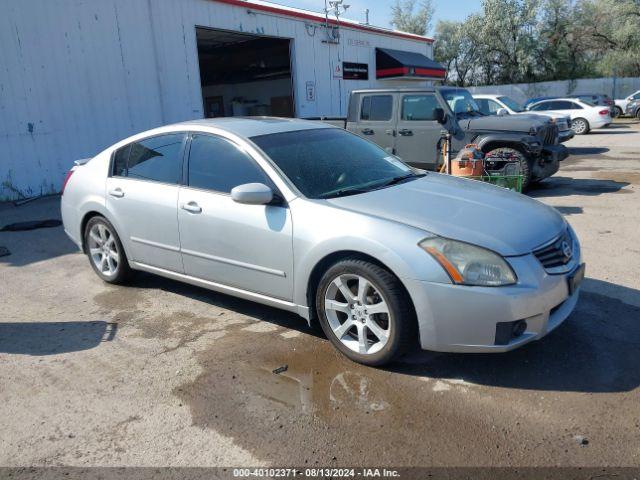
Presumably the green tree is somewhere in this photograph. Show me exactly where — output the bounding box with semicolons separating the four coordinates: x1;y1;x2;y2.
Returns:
535;0;595;80
390;0;435;35
473;0;541;84
434;20;480;85
580;0;640;76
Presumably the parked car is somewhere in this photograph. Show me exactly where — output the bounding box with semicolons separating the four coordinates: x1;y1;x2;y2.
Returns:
616;90;640;117
523;96;557;109
322;87;567;190
569;93;615;117
526;98;612;134
624;98;640;119
474;94;574;143
61;117;584;366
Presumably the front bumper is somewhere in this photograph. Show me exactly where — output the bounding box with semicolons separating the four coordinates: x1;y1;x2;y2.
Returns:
558;129;575;143
542;144;569;162
404;253;583;353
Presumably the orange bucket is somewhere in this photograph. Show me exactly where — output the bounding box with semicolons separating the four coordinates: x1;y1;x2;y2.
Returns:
451;145;484;177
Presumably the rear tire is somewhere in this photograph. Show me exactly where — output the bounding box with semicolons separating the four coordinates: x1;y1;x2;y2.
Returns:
572;117;590;135
485;147;531;191
315;258;416;366
84;216;132;284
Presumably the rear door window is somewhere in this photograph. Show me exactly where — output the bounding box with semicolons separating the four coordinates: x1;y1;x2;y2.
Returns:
530;102;552;111
113;133;185;184
553;101;580;110
360;95;393;121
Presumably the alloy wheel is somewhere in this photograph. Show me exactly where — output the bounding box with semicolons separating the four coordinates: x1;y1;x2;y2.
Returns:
324;274;391;355
88;223;120;277
572;119;587;134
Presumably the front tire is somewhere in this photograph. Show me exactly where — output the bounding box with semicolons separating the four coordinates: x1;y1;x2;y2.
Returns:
572;117;590;135
485;147;531;191
315;258;416;366
613;106;622;118
84;216;132;284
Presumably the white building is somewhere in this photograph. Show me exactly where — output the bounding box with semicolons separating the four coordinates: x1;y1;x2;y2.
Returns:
0;0;443;200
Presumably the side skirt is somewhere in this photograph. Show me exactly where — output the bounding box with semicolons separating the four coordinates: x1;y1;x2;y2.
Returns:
130;261;310;321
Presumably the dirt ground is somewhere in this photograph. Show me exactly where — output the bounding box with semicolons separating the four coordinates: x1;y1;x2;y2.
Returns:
1;120;639;468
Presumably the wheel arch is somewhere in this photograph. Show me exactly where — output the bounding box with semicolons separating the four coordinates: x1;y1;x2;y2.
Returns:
79;208;131;261
480;140;527;155
304;250;417;327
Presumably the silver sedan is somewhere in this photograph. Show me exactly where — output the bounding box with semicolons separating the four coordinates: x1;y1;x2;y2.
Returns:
61;118;585;365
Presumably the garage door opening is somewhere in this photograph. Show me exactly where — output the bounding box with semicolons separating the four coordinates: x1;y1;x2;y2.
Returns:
196;27;294;118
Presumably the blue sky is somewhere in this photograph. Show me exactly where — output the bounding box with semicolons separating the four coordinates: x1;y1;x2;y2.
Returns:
266;0;481;34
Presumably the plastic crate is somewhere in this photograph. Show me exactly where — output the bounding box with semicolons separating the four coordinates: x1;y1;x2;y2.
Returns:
468;175;524;192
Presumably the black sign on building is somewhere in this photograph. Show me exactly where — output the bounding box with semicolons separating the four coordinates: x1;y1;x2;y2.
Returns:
342;62;369;80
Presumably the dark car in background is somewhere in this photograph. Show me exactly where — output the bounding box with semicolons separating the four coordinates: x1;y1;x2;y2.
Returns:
570;93;616;117
625;99;640;119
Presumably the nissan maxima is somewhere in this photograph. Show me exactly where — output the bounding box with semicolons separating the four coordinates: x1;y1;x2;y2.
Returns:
61;118;584;366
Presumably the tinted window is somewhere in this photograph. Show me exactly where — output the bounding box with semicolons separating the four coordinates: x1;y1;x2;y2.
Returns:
401;95;439;120
188;134;271;193
530;101;553;111
113;144;130;177
118;134;184;184
361;95;393;121
553;100;580;110
251;128;414;199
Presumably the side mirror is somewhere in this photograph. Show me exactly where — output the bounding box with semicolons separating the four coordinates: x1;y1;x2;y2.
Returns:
496;108;509;116
231;183;273;205
434;107;446;124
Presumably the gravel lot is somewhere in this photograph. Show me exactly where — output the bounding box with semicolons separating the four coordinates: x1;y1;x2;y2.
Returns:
1;120;639;468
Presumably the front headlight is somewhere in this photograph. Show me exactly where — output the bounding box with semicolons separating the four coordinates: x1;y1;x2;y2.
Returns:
419;237;517;286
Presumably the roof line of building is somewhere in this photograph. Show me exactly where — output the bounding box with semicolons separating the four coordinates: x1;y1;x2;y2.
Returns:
211;0;435;44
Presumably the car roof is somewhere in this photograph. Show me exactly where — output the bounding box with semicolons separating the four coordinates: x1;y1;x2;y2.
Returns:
174;116;333;138
531;97;588;105
351;87;436;94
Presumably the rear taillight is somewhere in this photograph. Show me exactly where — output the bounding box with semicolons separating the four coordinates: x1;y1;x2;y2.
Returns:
61;169;75;195
598;109;609;116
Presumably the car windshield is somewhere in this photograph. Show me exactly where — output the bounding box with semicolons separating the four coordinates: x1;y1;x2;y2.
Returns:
498;96;525;112
250;128;420;199
439;88;484;118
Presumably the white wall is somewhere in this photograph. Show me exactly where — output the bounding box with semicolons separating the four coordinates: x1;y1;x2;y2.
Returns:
468;77;640;105
0;0;434;200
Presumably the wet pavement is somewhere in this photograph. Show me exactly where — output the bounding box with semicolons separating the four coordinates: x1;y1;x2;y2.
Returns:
1;121;639;467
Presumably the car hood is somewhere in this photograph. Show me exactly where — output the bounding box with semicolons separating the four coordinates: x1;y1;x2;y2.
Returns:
458;114;547;133
326;174;565;256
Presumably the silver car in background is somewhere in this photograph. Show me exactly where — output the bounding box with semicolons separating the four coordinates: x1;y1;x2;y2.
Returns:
61;118;585;365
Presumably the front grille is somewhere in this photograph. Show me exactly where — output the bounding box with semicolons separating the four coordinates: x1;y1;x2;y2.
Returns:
533;230;573;270
543;124;558;145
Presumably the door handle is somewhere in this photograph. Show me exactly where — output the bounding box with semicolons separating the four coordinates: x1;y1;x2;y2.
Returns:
398;129;413;136
108;188;124;198
361;128;374;135
180;201;202;214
